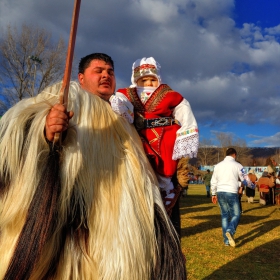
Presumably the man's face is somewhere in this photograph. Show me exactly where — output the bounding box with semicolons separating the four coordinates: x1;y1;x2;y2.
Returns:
136;75;159;87
78;59;116;101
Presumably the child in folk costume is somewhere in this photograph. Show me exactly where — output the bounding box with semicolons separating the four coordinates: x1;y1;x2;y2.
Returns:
110;57;199;210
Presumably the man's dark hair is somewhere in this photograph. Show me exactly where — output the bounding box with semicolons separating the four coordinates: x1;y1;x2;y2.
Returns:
226;147;237;156
78;53;114;74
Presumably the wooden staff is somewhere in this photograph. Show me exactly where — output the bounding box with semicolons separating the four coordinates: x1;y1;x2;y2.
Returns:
54;0;81;144
3;2;82;279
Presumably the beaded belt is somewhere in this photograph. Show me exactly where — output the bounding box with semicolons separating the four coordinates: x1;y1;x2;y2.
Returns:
134;116;178;130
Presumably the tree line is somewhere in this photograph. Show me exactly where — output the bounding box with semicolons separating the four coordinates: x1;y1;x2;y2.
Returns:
197;133;280;167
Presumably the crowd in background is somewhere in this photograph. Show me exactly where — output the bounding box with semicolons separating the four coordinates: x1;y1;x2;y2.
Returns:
185;156;280;206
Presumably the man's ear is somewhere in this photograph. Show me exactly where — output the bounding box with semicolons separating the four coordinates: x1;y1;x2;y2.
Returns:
78;73;84;84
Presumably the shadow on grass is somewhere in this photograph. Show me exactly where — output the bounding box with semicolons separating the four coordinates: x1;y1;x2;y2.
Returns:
202;239;280;280
237;219;280;246
180;201;279;241
181;214;221;238
180;206;215;215
179;194;219;238
180;195;214;212
242;204;278;214
181;215;280;241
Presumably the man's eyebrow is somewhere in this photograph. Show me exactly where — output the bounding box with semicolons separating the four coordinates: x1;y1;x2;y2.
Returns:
93;66;114;71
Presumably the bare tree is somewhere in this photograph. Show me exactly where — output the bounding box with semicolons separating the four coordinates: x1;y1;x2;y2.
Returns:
233;137;251;164
213;132;233;158
254;157;266;166
0;24;67;111
213;132;251;165
273;148;280;167
197;138;217;165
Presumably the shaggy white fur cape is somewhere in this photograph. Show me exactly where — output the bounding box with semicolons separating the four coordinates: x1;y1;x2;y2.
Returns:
0;82;186;280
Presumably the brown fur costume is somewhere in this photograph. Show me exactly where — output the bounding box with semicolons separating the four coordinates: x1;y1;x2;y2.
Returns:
0;82;186;280
177;157;190;188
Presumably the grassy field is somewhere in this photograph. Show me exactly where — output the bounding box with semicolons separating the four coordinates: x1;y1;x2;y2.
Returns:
180;184;280;280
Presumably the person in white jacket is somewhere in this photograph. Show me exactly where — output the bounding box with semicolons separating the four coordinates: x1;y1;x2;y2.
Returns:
211;147;253;247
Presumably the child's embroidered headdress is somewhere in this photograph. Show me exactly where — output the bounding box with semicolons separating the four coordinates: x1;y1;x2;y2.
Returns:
131;57;162;86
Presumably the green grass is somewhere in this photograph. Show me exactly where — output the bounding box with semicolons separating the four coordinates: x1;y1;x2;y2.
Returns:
180;184;280;280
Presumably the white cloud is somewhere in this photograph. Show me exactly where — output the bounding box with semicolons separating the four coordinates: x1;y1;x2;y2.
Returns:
249;41;280;65
248;132;280;147
265;24;280;35
131;0;178;23
0;0;279;147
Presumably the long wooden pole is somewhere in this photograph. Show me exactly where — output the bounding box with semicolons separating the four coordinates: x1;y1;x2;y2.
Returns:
54;0;81;144
3;2;82;278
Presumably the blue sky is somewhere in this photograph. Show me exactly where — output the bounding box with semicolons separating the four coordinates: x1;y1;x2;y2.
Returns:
198;0;280;148
234;0;280;28
202;0;280;147
0;0;280;147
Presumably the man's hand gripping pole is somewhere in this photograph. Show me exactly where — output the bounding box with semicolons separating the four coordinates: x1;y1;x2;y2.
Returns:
53;0;81;145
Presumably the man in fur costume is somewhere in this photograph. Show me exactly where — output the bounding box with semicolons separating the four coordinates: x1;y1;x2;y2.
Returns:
0;53;186;280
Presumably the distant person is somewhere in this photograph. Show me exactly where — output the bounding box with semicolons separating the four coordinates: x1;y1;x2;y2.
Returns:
238;180;244;214
275;172;280;205
235;160;246;214
266;165;276;204
210;148;252;247
265;157;277;173
203;169;212;198
256;171;275;205
246;169;258;203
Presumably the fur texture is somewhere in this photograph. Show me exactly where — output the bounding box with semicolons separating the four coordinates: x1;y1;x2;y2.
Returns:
0;82;186;280
177;157;190;187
